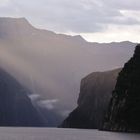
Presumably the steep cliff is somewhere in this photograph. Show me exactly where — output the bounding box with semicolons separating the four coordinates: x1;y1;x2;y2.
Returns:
61;68;120;129
0;68;46;127
103;44;140;132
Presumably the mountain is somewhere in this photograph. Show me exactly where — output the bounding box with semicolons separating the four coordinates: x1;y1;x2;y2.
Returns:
61;68;121;128
0;17;137;126
0;68;46;127
102;44;140;132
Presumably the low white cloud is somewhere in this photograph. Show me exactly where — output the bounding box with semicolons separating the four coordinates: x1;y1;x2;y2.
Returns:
38;99;59;110
29;94;40;101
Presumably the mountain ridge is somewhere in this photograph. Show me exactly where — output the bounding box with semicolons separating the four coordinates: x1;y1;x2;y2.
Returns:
0;17;138;44
0;17;137;126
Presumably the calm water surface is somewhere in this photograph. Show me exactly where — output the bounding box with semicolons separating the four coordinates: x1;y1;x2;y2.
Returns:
0;127;139;140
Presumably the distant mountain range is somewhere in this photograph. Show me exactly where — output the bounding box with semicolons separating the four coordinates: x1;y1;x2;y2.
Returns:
0;17;137;126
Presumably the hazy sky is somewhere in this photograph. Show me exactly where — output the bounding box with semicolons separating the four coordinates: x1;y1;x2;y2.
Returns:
0;0;140;42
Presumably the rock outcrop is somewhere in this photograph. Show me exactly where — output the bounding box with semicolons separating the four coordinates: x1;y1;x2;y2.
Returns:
61;68;121;129
0;68;47;127
102;44;140;132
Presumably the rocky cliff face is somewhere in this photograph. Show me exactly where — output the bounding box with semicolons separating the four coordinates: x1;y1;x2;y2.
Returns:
0;68;47;127
102;44;140;132
61;68;121;129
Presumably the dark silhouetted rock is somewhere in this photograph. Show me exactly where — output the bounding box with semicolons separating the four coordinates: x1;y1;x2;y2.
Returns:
102;44;140;132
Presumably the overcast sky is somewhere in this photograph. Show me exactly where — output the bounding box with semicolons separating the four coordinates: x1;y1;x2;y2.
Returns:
0;0;140;42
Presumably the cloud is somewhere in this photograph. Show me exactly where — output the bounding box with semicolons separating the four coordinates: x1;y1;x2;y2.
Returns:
28;94;40;101
28;93;59;110
0;0;140;34
0;0;10;7
104;0;140;10
38;99;59;110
